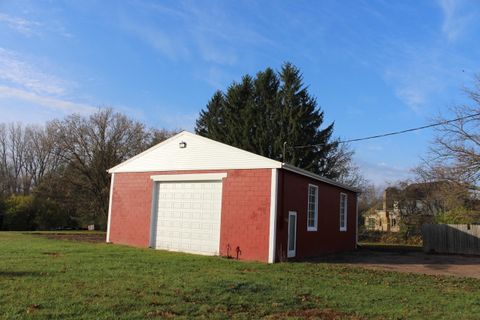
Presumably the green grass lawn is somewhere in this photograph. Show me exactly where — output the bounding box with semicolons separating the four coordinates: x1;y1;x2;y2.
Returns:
1;233;479;319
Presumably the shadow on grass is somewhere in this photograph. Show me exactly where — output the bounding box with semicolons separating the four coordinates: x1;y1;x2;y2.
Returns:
303;246;480;267
26;232;106;243
0;271;43;277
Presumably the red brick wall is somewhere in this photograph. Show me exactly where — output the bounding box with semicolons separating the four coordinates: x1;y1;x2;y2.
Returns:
109;172;154;247
219;169;271;262
109;169;272;262
275;169;357;261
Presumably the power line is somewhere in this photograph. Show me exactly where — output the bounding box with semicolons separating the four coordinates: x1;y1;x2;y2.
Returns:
293;112;480;149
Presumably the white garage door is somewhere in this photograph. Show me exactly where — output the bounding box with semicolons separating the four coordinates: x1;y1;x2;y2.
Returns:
152;181;223;255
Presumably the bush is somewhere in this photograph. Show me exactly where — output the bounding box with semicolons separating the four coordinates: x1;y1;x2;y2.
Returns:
33;197;73;230
435;207;480;224
0;196;5;229
358;229;422;246
0;194;76;231
1;195;36;231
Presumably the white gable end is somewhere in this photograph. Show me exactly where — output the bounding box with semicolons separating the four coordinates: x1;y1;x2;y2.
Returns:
108;131;281;173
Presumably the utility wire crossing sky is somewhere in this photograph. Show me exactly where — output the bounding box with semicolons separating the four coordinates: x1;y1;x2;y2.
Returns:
293;112;480;148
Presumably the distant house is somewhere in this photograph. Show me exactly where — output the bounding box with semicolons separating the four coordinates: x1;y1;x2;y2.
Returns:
364;182;457;232
364;190;400;232
106;131;359;263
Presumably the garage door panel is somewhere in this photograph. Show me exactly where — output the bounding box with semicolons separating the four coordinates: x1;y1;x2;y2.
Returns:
153;181;222;255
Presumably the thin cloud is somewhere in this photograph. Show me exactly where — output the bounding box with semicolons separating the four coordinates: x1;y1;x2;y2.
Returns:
379;38;476;112
121;20;190;61
0;12;41;36
118;1;273;67
357;158;412;185
0;86;96;114
0;47;69;95
382;46;443;112
438;0;473;41
152;104;197;131
0;47;95;115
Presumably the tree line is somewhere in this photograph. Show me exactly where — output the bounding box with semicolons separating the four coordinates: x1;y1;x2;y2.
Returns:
0;110;177;230
4;63;478;233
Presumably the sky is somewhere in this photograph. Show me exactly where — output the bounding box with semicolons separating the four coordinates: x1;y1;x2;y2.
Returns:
0;0;479;185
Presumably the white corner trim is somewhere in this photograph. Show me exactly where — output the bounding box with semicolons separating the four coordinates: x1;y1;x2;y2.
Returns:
150;173;227;182
268;169;278;263
149;182;159;248
106;173;115;243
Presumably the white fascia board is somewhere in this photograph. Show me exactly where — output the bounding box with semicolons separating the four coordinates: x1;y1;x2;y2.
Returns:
106;172;115;243
107;131;188;173
268;169;278;263
281;163;360;193
150;173;227;181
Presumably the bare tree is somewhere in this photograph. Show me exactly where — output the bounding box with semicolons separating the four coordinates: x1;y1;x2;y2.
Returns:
358;183;382;213
406;76;480;223
329;142;368;190
0;124;8;195
148;128;181;147
427;75;480;185
50;108;151;227
24;124;63;188
0;123;62;196
0;109;178;230
7;123;30;194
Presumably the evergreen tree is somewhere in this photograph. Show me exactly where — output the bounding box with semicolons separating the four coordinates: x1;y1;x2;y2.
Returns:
196;91;225;141
195;63;343;179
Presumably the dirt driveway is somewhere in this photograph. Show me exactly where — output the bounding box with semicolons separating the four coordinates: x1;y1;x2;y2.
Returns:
29;232;106;243
313;246;480;279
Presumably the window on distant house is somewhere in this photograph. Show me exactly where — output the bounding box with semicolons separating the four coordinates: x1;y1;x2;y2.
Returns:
307;184;318;231
340;193;347;231
391;218;397;227
368;218;376;230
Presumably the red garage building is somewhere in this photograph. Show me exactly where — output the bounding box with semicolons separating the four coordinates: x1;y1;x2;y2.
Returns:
107;131;359;263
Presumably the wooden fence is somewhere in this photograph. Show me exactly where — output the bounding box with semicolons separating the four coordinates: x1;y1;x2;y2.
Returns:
422;224;480;255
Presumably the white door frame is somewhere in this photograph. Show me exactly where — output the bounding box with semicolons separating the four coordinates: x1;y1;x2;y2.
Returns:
149;173;227;253
287;211;297;258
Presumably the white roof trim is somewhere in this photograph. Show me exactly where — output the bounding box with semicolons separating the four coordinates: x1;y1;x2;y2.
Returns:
281;163;360;193
150;173;227;182
108;131;281;173
107;131;187;173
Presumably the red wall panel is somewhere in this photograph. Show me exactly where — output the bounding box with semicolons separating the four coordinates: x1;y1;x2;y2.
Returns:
109;169;272;262
109;167;356;263
274;169;357;261
109;172;153;247
219;169;271;262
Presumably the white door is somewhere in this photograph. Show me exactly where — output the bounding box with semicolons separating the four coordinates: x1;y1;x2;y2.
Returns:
287;211;297;258
153;181;223;255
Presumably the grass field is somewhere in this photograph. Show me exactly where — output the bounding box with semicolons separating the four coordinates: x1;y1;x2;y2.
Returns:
1;232;480;319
